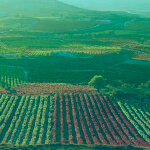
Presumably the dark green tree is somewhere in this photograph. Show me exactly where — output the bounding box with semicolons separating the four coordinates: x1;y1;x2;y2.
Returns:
88;75;106;92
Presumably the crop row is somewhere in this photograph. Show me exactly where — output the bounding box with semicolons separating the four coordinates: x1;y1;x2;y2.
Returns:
0;93;149;147
1;95;54;145
51;93;150;146
26;51;51;56
25;49;116;56
0;95;18;134
118;101;150;143
0;65;26;87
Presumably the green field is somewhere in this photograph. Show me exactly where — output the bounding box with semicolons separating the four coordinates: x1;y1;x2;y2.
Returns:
0;0;150;149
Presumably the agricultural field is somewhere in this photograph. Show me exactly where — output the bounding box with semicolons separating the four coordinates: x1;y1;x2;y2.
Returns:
0;53;149;86
11;83;96;95
0;0;150;149
0;65;26;88
0;93;149;148
0;95;54;145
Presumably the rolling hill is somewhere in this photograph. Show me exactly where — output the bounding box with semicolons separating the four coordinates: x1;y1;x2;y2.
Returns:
0;0;85;17
60;0;150;17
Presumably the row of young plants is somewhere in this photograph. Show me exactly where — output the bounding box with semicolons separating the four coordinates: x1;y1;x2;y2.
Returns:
52;93;86;144
102;95;150;146
88;93;140;146
1;95;54;145
0;93;149;147
51;93;150;147
85;93;149;147
92;93;141;145
26;50;51;56
118;101;150;143
29;95;46;145
45;96;54;144
140;106;150;117
20;96;40;145
84;93;111;145
102;94;149;146
64;94;75;144
16;96;36;145
25;49;115;56
109;96;149;147
96;93;128;145
0;96;14;124
86;93;116;145
137;107;150;123
130;105;150;129
92;93;121;145
74;93;94;144
102;95;137;145
2;95;30;144
0;65;26;87
69;93;83;144
0;95;18;134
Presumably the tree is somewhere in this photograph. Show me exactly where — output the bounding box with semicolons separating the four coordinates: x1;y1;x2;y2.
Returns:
88;75;106;92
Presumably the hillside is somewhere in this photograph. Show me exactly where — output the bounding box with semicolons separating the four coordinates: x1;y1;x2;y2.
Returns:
61;0;150;17
0;0;85;17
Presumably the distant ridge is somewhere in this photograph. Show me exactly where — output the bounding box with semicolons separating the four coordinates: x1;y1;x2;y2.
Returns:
59;0;150;17
0;0;85;17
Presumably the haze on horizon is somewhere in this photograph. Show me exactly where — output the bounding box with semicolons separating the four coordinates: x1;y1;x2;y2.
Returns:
59;0;150;14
